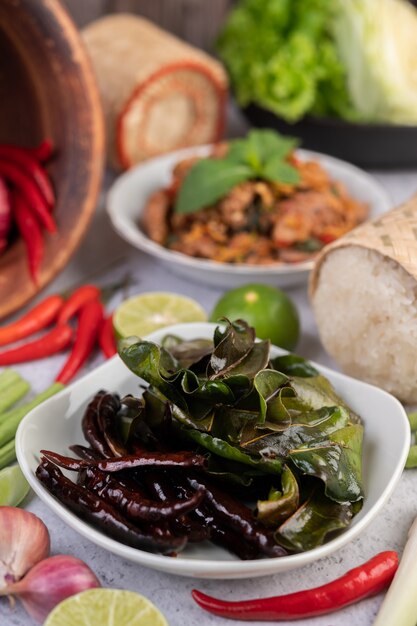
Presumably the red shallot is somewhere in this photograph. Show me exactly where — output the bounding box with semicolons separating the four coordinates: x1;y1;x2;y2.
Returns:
0;507;50;589
1;554;101;622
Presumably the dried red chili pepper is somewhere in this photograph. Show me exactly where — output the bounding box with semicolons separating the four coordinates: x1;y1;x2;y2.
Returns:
57;285;101;325
0;294;64;346
40;449;208;472
55;299;104;384
0;160;56;233
81;465;205;523
0;324;72;365
98;315;117;359
192;551;399;621
0;145;55;207
36;458;187;554
13;190;44;283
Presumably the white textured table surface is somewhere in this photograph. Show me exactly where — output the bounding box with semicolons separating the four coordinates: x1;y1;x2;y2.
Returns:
3;166;417;626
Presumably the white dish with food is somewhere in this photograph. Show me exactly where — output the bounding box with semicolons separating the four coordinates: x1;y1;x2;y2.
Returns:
107;145;392;288
16;322;409;579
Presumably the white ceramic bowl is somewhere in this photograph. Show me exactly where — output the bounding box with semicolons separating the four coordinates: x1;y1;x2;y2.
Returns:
107;147;392;288
16;323;409;579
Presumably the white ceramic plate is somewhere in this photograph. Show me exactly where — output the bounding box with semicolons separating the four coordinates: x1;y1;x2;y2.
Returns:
16;323;409;579
107;146;392;288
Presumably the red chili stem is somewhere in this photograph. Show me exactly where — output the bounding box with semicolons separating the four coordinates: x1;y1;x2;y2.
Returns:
0;294;64;347
191;551;399;621
55;299;104;385
57;285;101;325
0;159;56;233
0;324;72;365
13;190;44;284
98;315;117;359
0;145;55;207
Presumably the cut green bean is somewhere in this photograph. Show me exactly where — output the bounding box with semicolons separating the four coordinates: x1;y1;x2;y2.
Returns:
0;383;64;447
0;439;16;470
406;445;417;469
407;412;417;433
0;379;30;414
0;369;23;393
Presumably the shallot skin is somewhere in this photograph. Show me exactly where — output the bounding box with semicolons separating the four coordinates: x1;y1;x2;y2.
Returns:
4;554;101;623
0;507;50;588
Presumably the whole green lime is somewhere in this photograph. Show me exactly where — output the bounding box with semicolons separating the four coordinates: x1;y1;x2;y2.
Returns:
210;283;300;350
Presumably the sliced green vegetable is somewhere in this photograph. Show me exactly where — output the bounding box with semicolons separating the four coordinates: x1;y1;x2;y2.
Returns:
0;369;25;392
0;383;64;446
0;378;30;414
0;463;30;506
0;438;17;470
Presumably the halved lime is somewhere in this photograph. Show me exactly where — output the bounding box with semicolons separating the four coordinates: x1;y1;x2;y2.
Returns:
44;589;168;626
0;463;30;506
113;292;207;339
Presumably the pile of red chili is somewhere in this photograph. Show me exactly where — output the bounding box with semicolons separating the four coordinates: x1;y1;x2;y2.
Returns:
0;284;117;385
0;139;56;283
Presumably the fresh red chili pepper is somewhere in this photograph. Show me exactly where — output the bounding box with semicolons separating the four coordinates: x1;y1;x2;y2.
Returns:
0;175;11;252
57;285;101;325
0;294;64;347
13;190;44;283
0;159;56;233
25;139;54;163
55;299;104;384
192;551;399;621
0;324;72;365
0;145;55;207
98;315;117;359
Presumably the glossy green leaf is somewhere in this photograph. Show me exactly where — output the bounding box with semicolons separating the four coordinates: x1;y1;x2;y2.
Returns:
289;424;364;503
175;158;252;214
253;369;291;424
275;489;353;552
256;465;299;526
271;354;319;378
241;405;350;460
288;375;362;424
183;428;282;475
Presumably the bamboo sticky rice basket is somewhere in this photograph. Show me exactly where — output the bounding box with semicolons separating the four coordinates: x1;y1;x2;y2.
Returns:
83;14;228;169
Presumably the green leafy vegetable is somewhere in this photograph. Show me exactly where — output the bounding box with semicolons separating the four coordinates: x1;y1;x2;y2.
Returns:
217;0;357;123
118;319;364;552
175;129;300;215
256;465;299;526
275;488;353;552
333;0;417;124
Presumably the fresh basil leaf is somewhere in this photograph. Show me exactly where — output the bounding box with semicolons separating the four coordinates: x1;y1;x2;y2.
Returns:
263;157;300;184
275;489;353;552
175;158;252;214
246;129;299;162
256;465;299;526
